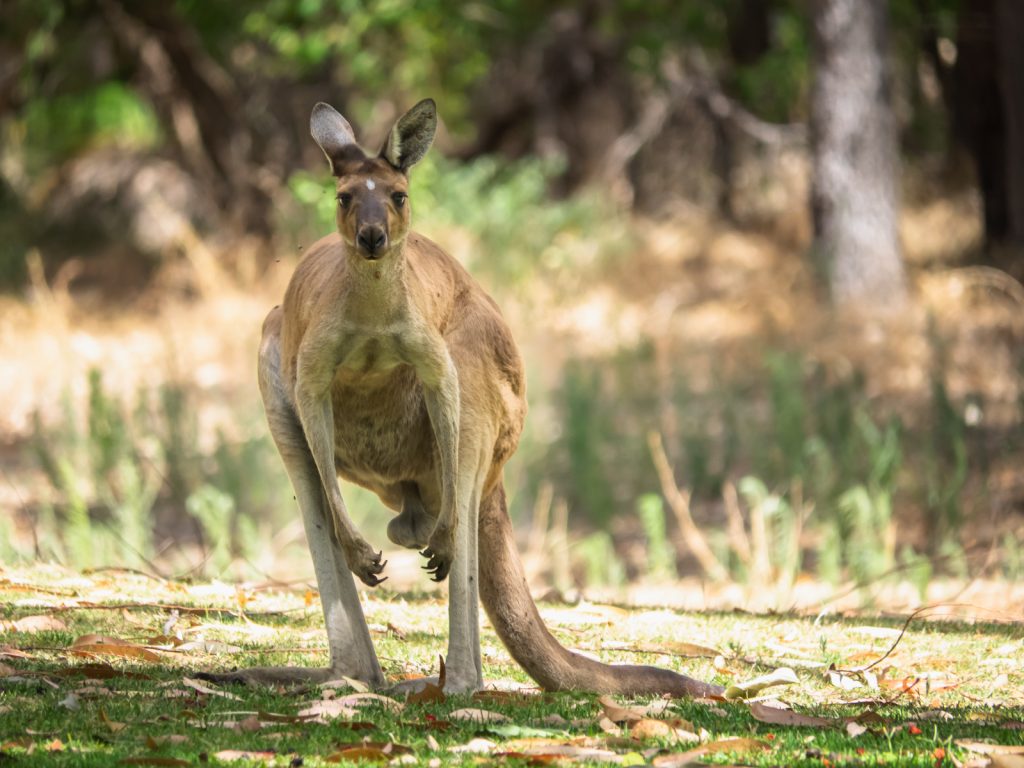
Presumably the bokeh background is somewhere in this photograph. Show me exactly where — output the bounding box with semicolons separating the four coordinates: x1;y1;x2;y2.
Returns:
1;0;1022;611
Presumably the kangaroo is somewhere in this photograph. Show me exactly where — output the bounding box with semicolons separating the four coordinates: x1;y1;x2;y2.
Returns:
210;99;721;697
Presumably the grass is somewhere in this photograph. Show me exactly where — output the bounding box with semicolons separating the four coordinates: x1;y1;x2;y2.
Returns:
1;567;1022;766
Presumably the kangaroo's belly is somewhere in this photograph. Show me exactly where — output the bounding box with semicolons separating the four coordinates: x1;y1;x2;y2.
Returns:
329;364;436;487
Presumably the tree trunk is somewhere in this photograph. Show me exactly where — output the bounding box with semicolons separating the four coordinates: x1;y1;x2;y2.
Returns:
952;0;1008;247
810;0;906;308
996;0;1024;248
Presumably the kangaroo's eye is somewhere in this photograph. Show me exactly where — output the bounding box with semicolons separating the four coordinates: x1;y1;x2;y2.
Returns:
337;192;353;208
392;192;407;208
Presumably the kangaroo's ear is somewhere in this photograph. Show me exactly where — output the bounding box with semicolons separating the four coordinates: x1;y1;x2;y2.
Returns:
381;98;437;172
310;102;358;175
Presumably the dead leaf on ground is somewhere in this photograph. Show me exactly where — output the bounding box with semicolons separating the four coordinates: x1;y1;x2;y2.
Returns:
1;615;68;634
448;707;511;724
407;681;445;704
724;667;798;699
297;700;358;722
956;741;1024;755
181;677;242;700
212;750;278;763
322;676;370;694
845;721;868;738
652;737;773;767
498;742;623;763
333;692;404;712
598;695;645;724
630;719;674;739
71;635;161;663
100;707;128;733
750;701;834;728
0;646;32;659
992;756;1024;768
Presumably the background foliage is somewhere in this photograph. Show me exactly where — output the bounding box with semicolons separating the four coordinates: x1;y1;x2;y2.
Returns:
1;0;1021;605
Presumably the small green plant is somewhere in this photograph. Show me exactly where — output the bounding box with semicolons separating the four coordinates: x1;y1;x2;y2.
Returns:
575;531;626;588
186;484;235;575
29;367;292;576
636;493;676;581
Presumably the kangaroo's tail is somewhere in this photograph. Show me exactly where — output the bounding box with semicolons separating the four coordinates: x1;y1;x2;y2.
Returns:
477;483;723;697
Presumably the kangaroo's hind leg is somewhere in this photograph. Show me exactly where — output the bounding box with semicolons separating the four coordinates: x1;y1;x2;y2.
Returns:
201;311;384;687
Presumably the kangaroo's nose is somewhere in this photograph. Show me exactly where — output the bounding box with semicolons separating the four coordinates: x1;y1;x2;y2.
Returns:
357;225;387;258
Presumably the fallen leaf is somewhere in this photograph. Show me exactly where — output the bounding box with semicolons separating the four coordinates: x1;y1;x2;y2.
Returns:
652;738;772;767
322;676;370;694
1;615;68;633
448;708;510;724
724;667;798;699
297;700;358;722
630;719;673;739
174;640;241;654
448;737;497;753
333;692;403;712
181;677;242;700
0;646;31;659
100;707;128;733
992;757;1024;768
71;635;161;663
407;682;445;704
750;701;833;728
325;747;390;763
845;721;867;738
828;669;862;691
956;741;1024;755
212;750;277;762
256;711;319;724
499;742;623;763
598;696;645;724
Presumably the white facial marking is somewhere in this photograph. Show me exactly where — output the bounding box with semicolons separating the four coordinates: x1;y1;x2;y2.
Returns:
365;179;376;191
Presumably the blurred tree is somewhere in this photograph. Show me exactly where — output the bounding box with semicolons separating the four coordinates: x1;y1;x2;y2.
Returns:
948;0;1024;253
810;0;906;308
995;0;1024;249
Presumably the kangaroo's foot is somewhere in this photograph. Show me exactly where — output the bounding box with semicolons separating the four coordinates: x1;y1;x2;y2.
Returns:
387;482;434;550
386;673;481;696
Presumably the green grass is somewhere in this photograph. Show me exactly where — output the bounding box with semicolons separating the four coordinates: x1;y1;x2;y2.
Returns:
1;567;1022;766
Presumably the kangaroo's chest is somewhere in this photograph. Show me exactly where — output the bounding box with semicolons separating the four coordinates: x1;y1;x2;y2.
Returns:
329;331;435;483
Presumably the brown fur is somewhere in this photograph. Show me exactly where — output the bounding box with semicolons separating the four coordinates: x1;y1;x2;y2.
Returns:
207;100;720;697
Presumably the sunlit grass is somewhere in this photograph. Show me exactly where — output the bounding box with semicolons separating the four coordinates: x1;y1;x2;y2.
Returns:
1;568;1022;766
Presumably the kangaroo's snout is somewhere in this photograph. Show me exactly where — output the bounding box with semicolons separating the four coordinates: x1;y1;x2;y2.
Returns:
357;225;388;258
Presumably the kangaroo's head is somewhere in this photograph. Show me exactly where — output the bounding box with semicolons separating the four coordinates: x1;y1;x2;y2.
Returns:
310;99;437;260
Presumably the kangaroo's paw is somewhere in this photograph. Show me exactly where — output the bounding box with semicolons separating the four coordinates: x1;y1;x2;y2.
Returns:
420;522;454;582
344;538;388;586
